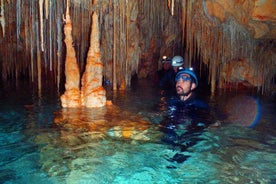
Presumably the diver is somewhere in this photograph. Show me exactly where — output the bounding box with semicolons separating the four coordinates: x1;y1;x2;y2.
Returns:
158;55;185;90
159;67;213;164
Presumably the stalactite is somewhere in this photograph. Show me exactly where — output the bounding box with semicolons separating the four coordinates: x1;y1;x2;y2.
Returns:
16;0;21;40
118;0;126;90
30;1;35;83
57;16;62;90
167;0;175;16
171;0;174;16
0;0;275;95
39;0;44;51
24;18;29;57
211;28;217;93
80;2;85;71
30;28;34;82
36;23;42;93
0;0;5;37
217;29;222;89
125;0;129;88
118;0;121;87
187;0;192;66
181;0;186;47
113;0;117;90
185;0;189;63
147;0;150;30
45;0;49;19
49;0;52;71
52;4;57;84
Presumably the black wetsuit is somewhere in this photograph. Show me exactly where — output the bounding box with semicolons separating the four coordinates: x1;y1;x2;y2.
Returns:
159;94;213;164
158;69;176;90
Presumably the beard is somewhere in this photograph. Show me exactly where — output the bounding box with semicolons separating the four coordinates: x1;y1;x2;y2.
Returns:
176;86;191;96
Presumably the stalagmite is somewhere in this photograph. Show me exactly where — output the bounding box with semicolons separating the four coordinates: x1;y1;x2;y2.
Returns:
81;12;106;107
60;0;81;108
0;1;276;95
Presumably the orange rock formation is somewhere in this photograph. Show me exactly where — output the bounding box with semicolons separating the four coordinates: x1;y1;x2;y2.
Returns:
61;4;106;108
81;13;106;107
205;0;276;39
60;3;81;108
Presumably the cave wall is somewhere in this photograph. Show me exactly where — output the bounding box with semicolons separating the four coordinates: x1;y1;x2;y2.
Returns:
0;0;275;94
201;0;276;93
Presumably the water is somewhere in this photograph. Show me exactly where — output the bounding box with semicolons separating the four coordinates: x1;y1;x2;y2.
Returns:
0;80;275;184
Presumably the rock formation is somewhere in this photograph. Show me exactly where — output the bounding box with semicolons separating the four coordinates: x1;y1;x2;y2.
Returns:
81;13;106;107
61;2;106;108
0;1;275;94
60;2;81;108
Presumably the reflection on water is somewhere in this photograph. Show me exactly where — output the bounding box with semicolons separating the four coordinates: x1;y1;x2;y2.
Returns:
53;105;157;141
224;95;261;128
0;80;275;183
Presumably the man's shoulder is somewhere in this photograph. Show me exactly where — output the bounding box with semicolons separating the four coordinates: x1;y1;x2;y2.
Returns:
183;95;209;109
191;99;209;109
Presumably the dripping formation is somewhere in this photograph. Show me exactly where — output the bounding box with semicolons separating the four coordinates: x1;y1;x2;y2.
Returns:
60;0;81;107
181;0;275;94
0;0;275;96
61;0;106;108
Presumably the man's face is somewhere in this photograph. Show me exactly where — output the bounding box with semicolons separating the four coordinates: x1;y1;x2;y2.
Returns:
173;66;178;72
175;74;195;96
163;62;171;70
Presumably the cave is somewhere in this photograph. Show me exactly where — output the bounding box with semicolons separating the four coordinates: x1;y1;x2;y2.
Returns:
1;0;275;96
0;0;276;183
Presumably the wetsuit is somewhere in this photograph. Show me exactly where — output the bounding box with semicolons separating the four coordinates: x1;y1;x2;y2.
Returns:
159;94;213;163
158;69;176;90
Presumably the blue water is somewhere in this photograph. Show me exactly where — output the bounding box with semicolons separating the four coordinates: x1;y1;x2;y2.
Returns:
0;80;275;184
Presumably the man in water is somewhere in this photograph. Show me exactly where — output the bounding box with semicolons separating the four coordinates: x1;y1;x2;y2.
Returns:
159;67;212;164
158;55;185;90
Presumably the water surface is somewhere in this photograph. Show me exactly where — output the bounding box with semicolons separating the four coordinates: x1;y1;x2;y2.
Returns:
0;80;275;184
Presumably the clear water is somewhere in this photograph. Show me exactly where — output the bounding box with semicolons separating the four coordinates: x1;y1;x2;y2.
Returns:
0;80;275;184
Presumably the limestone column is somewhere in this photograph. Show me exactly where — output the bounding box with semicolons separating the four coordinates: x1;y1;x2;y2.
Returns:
60;1;81;108
81;12;106;107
